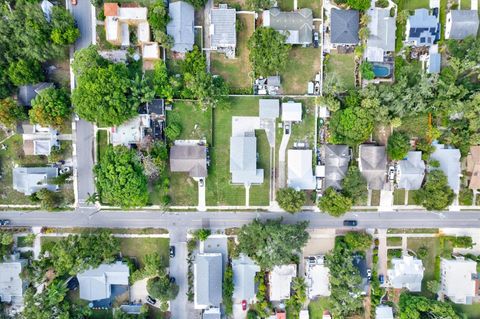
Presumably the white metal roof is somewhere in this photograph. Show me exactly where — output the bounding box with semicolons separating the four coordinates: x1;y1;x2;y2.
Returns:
118;7;147;20
281;101;302;122
387;255;424;292
137;22;151;43
232;254;260;301
305;256;331;299
106;16;120;42
287;149;316;190
0;256;27;305
441;258;477;304
269;264;296;301
77;262;130;301
142;42;160;60
375;306;394;319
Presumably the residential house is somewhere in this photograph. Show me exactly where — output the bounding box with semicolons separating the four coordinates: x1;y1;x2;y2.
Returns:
104;3;150;46
445;10;479;40
324;144;350;190
255;76;282;95
281;101;302;122
269;264;297;301
375;305;394;319
430;143;461;193
365;8;396;62
77;262;130;302
232;254;260;302
194;253;223;309
110;114;150;146
210;5;236;58
17;82;53;107
287;149;316;190
230;132;264;185
304;256;331;299
405;9;439;46
170;144;208;178
13;167;58;196
352;255;369;295
167;1;195;53
330;9;359;46
203;307;221;319
0;254;27;308
466;146;480;189
18;123;59;156
259;99;280;119
40;0;54;22
359;145;387;190
387;255;424;292
396;151;425;190
262;7;313;45
440;257;478;304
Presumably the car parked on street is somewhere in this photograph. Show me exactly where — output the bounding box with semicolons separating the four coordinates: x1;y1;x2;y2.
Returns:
0;219;10;226
169;246;175;258
379;274;384;284
242;300;247;311
146;295;156;305
343;220;357;227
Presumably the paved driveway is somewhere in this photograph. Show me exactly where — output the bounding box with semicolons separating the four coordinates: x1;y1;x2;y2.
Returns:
75;119;95;205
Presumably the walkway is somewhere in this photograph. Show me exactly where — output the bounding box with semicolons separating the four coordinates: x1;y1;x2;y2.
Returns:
278;127;291;188
198;181;206;211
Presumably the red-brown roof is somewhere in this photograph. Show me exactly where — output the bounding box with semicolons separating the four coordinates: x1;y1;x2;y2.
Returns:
276;313;286;319
103;3;119;16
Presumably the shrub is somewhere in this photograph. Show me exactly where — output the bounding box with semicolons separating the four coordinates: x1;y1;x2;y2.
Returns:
459;188;473;206
375;0;389;7
361;61;375;80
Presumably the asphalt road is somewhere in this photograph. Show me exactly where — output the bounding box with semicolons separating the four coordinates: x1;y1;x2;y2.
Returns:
71;0;93;51
2;210;480;229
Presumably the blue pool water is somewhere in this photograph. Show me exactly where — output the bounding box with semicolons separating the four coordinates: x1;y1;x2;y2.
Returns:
372;63;391;78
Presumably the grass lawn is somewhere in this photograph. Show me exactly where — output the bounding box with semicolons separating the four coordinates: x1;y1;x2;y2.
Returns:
396;114;429;139
280;47;321;95
401;0;430;10
308;297;332;319
167;101;213;144
453;304;480;319
393;189;406;205
408;190;418;205
278;0;294;11
387;236;403;246
119;238;169;268
325;53;355;91
211;14;254;92
168;172;198;206
89;310;113;319
40;236;65;253
249;130;271;206
286;98;317;149
97;130;108;162
207;97;267;206
371;190;381;206
213;0;247;9
16;236;32;248
298;0;322;17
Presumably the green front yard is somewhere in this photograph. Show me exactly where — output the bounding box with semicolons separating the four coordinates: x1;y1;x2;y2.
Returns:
399;0;430;10
119;237;169;268
308;297;332;319
97;130;108;162
278;0;294;11
280;47;321;95
325;53;356;91
371;190;381;206
453;304;480;319
249;130;271;206
393;189;406;205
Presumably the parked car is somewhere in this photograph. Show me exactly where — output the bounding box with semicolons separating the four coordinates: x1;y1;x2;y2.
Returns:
71;0;77;6
366;268;372;280
379;274;384;284
0;219;10;226
284;124;290;135
169;246;175;258
169;277;176;284
242;300;247;311
199;179;204;187
343;220;357;227
313;31;319;48
388;165;395;181
146;295;156;305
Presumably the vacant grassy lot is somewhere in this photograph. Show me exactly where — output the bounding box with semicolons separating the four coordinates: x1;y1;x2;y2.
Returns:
96;130;108;162
325;53;355;91
167;101;213;144
207;97;271;206
119;237;169;268
280;47;321;95
308;297;332;319
211;14;254;92
387;236;403;246
249;130;271;206
453;304;480;319
168;172;199;206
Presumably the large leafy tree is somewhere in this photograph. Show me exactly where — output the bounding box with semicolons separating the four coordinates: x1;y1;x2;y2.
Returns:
248;27;291;77
387;131;410;160
347;0;370;10
328;107;374;145
318;187;352;217
50;6;80;45
71;45;108;77
147;275;179;301
0;97;27;128
237;219;309;269
342;166;368;205
414;169;454;210
149;60;175;102
344;232;372;251
29;87;71;128
8;59;44;86
276;187;306;213
94;146;148;208
148;2;171;44
399;293;460;319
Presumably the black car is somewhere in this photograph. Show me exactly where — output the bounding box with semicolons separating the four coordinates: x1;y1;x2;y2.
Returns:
146;295;156;305
313;31;319;48
343;220;358;227
169;277;176;284
169;246;175;258
0;219;11;226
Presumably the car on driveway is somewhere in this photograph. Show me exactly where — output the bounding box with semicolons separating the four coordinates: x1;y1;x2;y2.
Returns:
284;124;290;135
242;300;247;311
169;246;175;258
343;220;357;227
388;165;395;181
0;219;10;226
379;274;384;284
146;295;156;305
366;268;372;280
313;31;319;48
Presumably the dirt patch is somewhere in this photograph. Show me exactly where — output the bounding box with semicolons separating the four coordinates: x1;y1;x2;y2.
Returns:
374;124;391;146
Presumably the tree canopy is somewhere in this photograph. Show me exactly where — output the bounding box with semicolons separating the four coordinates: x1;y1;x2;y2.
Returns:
147;275;179;301
344;231;372;251
328;106;374;145
414;169;455;210
0;97;26;128
342;166;368;205
248;27;291;77
8;59;44;86
347;0;371;10
387;131;410;160
399;293;459;319
237;219;309;269
94;146;149;208
29;87;71;128
50;6;80;45
276;188;306;213
318;187;352;217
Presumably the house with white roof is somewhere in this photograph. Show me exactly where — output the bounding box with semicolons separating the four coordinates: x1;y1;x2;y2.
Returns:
365;8;396;62
13;167;58;196
0;254;27;308
396;151;425;190
194;253;223;309
299;310;309;319
110;114;150;147
209;5;236;58
430;143;461;193
282;101;302;122
269;264;296;301
232;254;260;302
387;255;424;292
375;305;394;319
440;257;478;304
287;149;316;190
77;262;130;302
19;123;59;156
304;256;330;299
445;10;479;40
167;1;195;53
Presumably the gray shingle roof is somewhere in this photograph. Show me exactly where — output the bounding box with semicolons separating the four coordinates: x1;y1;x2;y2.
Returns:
12;167;58;196
17;82;54;107
194;253;223;308
167;1;195;53
263;7;313;45
359;145;386;190
330;9;359;44
210;6;236;48
259;99;280;119
446;10;479;40
324;144;350;190
397;151;425;190
232;254;260;300
230;134;264;184
430;143;461;193
170;144;207;178
366;8;395;54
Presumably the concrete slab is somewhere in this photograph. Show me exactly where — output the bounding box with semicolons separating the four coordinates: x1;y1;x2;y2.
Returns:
303;229;336;256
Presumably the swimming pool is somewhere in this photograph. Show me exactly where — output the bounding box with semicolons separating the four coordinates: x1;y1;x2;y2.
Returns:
372;63;392;78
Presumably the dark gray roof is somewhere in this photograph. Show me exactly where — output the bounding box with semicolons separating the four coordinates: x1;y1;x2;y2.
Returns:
167;1;195;53
397;151;425;190
264;7;313;45
447;10;479;40
17;82;54;107
170;144;207;178
194;253;223;308
230;135;264;184
324;144;350;190
359;145;386;190
12;167;58;196
210;6;236;48
330;9;359;44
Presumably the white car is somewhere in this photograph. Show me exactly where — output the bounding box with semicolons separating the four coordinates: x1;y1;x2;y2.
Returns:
388;166;395;180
